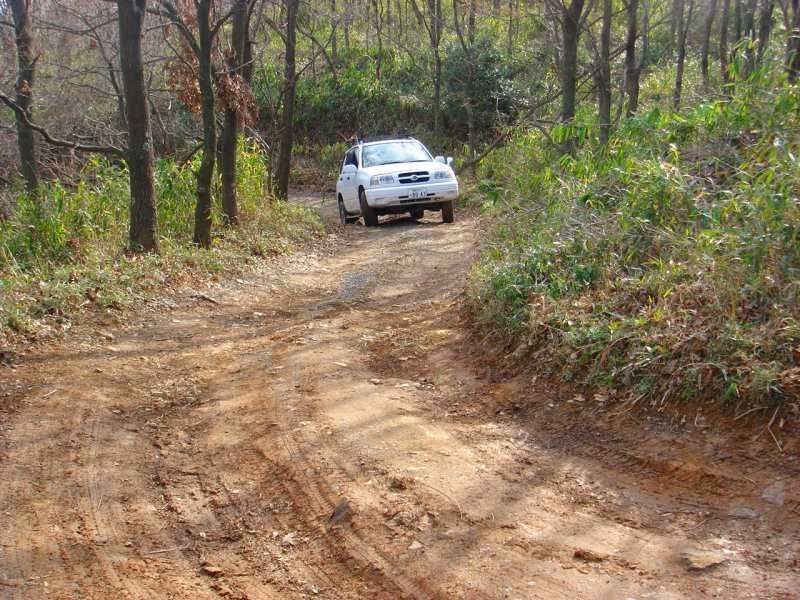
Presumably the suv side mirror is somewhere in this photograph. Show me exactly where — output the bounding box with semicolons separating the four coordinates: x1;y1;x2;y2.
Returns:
434;155;445;164
446;157;454;167
342;163;357;174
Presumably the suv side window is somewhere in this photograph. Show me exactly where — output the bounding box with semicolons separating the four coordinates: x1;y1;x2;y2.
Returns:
344;148;358;168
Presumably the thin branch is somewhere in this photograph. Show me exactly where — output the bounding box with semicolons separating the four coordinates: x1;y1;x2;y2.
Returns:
0;92;124;157
297;22;338;85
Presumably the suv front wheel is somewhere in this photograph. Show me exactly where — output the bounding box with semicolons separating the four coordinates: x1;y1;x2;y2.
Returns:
359;189;379;227
441;200;455;223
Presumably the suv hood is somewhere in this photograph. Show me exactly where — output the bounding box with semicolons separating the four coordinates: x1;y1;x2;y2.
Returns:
363;161;449;177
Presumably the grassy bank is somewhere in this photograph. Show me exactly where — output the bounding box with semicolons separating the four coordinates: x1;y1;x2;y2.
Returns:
0;144;323;345
467;75;800;413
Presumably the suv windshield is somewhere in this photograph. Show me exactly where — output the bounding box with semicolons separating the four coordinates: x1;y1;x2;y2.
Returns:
361;141;431;168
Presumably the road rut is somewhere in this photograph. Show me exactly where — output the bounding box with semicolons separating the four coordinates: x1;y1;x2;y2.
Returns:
1;196;798;599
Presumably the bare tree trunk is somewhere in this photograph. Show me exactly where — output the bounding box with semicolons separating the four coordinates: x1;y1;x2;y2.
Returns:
117;0;158;253
468;0;476;43
344;5;350;51
453;0;478;168
560;0;585;125
417;0;443;134
701;0;719;89
673;0;694;109
468;0;477;164
434;0;443;134
373;0;383;80
194;0;216;247
720;0;731;82
220;0;251;226
788;0;800;81
756;0;775;64
507;0;514;57
9;0;39;193
742;0;758;75
275;0;298;200
639;1;649;73
734;0;743;43
624;0;639;116
669;0;679;59
599;0;612;144
433;47;442;133
331;0;338;62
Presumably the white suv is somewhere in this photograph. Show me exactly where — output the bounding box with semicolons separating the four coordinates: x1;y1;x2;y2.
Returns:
336;137;459;226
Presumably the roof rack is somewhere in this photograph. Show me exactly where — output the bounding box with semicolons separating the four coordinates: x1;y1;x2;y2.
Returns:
356;133;415;144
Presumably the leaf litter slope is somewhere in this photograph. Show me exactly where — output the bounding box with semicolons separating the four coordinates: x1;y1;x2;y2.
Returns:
0;199;798;599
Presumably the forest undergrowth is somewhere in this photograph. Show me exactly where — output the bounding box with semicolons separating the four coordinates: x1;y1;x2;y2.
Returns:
0;143;322;346
467;69;800;416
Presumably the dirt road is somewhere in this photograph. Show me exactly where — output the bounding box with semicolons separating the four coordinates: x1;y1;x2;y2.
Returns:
1;195;798;599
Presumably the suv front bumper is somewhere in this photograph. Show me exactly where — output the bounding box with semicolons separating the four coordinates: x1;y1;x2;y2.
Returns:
364;181;459;208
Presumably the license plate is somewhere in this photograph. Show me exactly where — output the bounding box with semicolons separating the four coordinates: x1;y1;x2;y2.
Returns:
410;188;426;199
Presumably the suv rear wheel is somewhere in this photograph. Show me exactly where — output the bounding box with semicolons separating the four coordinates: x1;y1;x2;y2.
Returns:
410;207;424;220
359;189;379;227
441;200;455;223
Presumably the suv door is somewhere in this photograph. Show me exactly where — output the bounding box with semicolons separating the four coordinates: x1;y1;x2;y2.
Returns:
339;147;359;211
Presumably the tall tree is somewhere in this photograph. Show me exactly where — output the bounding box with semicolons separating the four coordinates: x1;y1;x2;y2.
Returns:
624;0;640;116
720;0;732;82
755;0;775;64
117;0;159;252
219;0;254;226
552;0;588;125
742;0;758;75
372;0;384;80
789;0;800;81
701;0;719;89
9;0;39;193
669;0;679;58
275;0;298;200
194;0;216;246
410;0;444;133
157;0;229;246
453;0;478;165
598;0;612;144
673;0;695;109
330;0;338;62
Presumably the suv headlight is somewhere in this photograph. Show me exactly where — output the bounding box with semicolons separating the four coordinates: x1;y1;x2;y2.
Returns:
370;174;395;186
433;170;454;180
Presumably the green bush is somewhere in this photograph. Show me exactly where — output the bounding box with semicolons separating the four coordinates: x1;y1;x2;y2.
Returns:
0;142;322;341
467;76;800;410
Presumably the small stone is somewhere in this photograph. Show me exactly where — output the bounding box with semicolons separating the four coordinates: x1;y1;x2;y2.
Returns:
727;506;759;519
328;498;352;526
682;547;726;570
761;481;785;506
201;564;224;577
574;548;605;562
280;532;298;547
408;540;423;551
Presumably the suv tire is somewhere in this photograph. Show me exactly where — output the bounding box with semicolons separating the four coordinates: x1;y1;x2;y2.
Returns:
359;189;379;227
338;197;357;225
410;207;424;220
441;200;455;223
